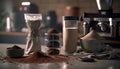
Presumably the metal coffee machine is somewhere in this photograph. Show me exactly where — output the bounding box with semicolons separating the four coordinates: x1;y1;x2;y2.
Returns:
83;0;120;38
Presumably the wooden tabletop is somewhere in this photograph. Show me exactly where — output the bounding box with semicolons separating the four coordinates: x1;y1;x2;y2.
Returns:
0;31;120;44
0;31;27;36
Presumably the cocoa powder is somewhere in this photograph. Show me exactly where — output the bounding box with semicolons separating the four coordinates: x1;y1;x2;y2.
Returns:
6;52;68;63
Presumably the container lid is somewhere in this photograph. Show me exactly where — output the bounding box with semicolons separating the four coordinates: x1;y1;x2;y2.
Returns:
65;6;80;16
63;16;79;20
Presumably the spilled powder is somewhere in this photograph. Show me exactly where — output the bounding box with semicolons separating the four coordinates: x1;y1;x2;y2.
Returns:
5;52;68;63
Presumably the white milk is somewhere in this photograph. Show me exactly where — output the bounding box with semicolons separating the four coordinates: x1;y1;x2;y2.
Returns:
63;27;78;54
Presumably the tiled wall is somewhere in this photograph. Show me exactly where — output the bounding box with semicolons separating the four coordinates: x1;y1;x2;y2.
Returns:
0;0;120;27
19;0;98;22
13;0;120;23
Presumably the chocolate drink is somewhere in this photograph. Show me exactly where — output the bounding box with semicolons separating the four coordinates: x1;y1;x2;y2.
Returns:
63;28;78;54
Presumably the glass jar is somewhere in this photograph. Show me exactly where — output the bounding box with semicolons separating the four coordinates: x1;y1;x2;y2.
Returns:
62;16;79;54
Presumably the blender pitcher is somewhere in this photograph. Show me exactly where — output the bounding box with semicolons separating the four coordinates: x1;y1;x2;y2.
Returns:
24;14;42;55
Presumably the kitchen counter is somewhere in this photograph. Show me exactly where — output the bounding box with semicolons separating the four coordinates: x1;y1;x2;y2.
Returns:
0;43;120;69
0;31;27;44
0;31;120;46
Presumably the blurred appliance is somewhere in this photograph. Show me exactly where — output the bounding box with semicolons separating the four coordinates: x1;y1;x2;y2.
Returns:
14;2;39;32
44;10;57;28
19;2;39;13
83;0;120;38
42;10;62;32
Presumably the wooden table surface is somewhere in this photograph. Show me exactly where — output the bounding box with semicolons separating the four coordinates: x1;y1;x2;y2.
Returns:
0;31;27;36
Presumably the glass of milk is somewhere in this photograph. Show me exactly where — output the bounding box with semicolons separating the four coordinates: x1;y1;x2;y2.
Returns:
62;16;79;55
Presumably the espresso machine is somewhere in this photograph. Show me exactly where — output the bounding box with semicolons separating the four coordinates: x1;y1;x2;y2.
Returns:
83;0;120;39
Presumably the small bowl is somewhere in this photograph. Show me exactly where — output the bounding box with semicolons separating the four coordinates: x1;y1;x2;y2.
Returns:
6;48;24;58
80;39;105;53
